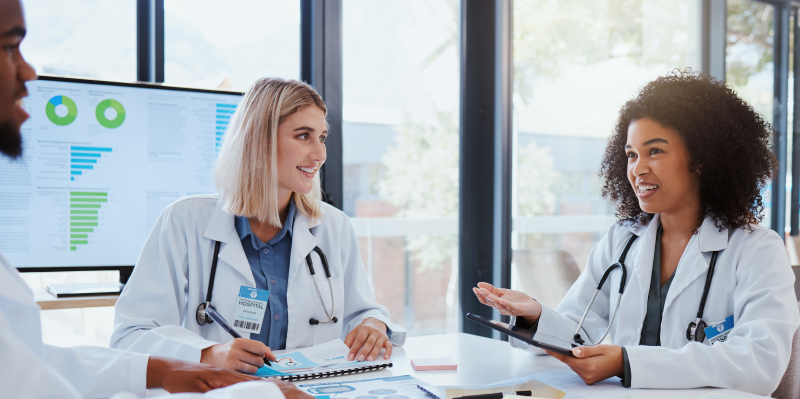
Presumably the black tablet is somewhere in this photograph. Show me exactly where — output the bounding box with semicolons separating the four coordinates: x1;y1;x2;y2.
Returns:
466;313;576;357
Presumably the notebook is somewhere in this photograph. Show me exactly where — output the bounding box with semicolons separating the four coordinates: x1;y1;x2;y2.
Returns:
254;339;393;381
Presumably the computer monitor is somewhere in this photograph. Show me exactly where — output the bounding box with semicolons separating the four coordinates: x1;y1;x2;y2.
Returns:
0;75;243;274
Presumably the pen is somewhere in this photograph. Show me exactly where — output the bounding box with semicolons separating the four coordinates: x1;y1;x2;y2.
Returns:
416;384;442;399
454;391;532;399
205;306;272;366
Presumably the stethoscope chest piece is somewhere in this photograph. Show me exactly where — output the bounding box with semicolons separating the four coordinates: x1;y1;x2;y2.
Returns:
687;319;707;342
196;302;213;326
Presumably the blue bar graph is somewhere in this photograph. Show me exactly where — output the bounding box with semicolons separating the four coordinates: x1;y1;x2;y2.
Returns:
215;103;237;153
69;146;112;181
71;146;112;152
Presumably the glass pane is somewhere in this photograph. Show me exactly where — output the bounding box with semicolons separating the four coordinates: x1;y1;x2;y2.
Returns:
19;272;118;347
19;0;136;346
343;0;460;336
164;0;300;91
725;0;775;228
20;0;137;81
512;0;702;308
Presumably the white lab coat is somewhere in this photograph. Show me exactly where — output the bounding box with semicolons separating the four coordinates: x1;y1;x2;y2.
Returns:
0;252;285;399
111;194;405;362
510;215;800;395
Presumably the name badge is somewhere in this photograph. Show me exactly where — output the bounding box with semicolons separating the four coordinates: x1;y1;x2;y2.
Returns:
704;315;734;345
232;286;269;334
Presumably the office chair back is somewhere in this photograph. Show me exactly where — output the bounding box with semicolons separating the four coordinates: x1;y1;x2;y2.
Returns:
773;301;800;398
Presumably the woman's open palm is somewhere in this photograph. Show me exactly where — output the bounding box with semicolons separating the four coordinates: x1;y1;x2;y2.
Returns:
472;282;542;321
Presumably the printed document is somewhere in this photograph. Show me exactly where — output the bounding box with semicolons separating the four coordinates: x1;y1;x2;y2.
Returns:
255;339;388;377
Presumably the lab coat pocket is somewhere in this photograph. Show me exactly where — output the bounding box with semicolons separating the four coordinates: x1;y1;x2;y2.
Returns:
311;276;345;344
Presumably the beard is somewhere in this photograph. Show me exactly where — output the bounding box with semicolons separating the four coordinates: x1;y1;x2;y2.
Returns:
0;120;22;159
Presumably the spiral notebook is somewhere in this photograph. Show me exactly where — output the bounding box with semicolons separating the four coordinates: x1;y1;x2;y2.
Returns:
254;339;393;381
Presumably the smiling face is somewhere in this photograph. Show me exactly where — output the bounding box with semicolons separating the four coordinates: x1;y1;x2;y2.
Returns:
625;118;700;215
276;105;327;200
0;0;37;158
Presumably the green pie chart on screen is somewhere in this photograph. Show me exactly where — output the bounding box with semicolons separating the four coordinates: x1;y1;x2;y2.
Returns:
96;99;125;128
45;95;78;126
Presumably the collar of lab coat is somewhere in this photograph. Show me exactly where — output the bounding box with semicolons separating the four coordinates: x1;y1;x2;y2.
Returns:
627;214;729;251
204;198;255;286
202;196;326;287
626;214;730;316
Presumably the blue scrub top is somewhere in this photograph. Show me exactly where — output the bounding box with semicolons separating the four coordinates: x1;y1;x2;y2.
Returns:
234;201;296;350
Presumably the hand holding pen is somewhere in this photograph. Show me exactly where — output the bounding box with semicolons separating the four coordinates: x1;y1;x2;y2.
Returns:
199;306;276;374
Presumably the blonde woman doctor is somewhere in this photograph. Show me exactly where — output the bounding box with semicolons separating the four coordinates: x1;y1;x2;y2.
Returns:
474;72;800;396
112;78;405;374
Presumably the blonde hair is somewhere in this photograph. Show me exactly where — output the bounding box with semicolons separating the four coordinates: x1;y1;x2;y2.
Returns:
214;77;327;227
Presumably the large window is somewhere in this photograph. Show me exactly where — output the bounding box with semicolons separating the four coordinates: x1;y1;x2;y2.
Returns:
19;0;138;347
18;1;303;348
20;0;137;81
511;0;702;308
342;0;460;336
164;0;301;90
725;0;779;229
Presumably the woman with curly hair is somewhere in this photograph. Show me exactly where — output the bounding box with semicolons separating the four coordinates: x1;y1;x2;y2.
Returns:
473;70;800;395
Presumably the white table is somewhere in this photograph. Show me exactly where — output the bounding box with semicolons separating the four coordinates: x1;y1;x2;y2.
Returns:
295;333;764;399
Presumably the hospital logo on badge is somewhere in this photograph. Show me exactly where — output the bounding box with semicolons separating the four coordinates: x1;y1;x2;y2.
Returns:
250;291;258;299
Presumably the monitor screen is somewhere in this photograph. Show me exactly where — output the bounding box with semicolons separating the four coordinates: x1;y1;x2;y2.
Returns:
0;76;243;269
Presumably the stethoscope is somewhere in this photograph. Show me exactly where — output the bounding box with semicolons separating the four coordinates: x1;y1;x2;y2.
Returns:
196;239;338;328
572;233;720;347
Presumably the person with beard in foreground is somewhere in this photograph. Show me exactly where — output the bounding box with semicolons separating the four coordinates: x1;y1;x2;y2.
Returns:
0;1;313;398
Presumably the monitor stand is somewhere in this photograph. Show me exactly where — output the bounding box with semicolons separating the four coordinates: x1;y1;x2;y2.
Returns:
46;282;124;298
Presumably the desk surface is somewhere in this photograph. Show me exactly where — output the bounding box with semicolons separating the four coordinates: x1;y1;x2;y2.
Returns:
33;288;118;310
291;333;763;399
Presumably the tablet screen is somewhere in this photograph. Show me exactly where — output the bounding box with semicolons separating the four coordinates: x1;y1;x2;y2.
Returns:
465;313;575;356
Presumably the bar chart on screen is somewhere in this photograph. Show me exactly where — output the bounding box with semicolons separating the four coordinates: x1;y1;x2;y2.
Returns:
68;191;108;251
70;146;112;181
215;103;236;152
0;77;242;268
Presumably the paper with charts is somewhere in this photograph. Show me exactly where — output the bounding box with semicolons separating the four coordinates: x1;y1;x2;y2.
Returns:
254;339;390;378
298;375;437;399
444;378;566;399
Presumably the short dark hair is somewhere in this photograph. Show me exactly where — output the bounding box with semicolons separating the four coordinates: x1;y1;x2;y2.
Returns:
599;69;776;231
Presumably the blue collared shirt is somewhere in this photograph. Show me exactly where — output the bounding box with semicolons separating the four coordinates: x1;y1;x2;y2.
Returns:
234;201;296;350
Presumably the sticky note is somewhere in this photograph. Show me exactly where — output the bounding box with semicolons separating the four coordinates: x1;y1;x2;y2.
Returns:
410;356;457;371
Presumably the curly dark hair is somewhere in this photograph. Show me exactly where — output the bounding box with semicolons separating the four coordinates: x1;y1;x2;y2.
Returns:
599;69;776;231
